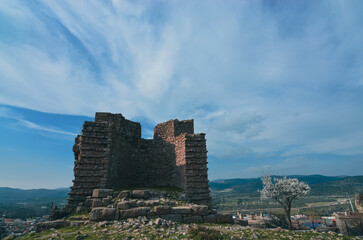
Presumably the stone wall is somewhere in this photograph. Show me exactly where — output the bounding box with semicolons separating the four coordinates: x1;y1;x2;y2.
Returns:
68;113;210;206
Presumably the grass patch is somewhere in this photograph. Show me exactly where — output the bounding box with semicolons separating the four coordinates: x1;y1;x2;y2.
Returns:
187;225;228;240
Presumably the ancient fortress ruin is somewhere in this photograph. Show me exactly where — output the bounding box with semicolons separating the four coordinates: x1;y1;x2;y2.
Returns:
68;112;211;206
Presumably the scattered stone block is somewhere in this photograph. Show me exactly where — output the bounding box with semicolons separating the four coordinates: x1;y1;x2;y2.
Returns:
217;213;234;223
183;215;203;223
191;205;209;216
132;190;151;199
118;190;131;199
119;207;150;219
92;189;114;198
154;218;163;225
203;214;217;223
172;206;192;215
155;206;170;215
90;207;116;221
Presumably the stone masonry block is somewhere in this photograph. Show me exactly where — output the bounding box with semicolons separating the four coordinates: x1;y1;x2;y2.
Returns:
92;189;114;198
172;206;192;215
155;206;171;215
191;205;209;216
119;207;150;219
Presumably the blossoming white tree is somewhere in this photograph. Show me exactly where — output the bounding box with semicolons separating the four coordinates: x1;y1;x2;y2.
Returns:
260;176;310;230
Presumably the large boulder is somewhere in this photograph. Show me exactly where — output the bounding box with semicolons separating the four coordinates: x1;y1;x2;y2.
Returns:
90;207;117;221
119;207;150;219
36;220;70;232
92;189;114;198
132;190;151;199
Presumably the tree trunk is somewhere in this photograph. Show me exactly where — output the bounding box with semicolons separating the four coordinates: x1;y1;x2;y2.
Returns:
284;208;292;230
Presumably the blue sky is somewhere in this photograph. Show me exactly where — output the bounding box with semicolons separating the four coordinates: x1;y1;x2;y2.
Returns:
0;0;363;188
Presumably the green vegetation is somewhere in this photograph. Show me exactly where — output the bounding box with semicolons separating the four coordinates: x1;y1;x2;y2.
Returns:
187;225;228;240
18;223;359;239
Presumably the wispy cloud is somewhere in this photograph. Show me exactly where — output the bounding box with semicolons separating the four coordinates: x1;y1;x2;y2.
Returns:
0;0;363;177
0;107;76;136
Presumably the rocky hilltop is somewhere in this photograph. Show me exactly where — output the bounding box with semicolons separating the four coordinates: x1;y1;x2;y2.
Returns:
16;188;350;240
38;188;233;233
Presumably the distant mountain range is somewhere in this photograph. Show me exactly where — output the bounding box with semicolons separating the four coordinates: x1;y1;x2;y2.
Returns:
210;175;363;196
0;187;69;207
0;187;69;218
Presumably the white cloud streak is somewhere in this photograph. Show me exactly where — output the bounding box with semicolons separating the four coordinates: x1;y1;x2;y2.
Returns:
0;107;76;136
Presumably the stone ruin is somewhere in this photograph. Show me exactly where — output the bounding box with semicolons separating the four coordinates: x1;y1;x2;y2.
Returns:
67;112;211;208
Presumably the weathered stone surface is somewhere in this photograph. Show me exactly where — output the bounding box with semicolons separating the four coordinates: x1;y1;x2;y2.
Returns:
92;189;114;198
70;221;85;227
191;205;209;216
92;199;103;208
67;113;211;207
334;212;363;236
183;215;203;223
119;207;150;219
144;200;160;206
90;207;116;221
147;210;157;218
154;218;163;225
132;190;151;199
118;190;131;199
172;206;192;215
85;199;93;208
102;198;111;206
355;193;363;213
155;206;171;215
76;206;88;213
217;213;234;223
136;200;145;207
203;214;217;223
36;220;70;232
117;201;129;210
162;214;183;223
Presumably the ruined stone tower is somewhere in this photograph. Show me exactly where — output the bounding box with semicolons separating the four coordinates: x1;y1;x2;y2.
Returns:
68;112;210;206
